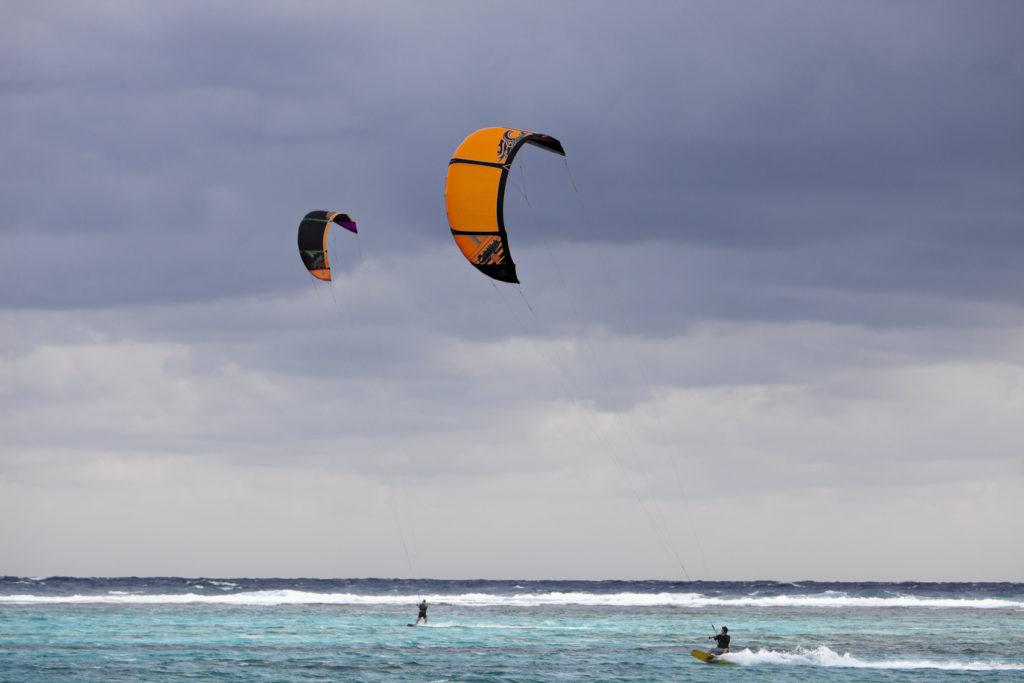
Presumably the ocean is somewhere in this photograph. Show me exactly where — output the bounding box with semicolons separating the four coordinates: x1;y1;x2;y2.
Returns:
1;578;1021;681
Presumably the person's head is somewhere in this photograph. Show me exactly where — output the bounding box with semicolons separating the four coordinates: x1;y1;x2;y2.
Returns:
721;627;728;633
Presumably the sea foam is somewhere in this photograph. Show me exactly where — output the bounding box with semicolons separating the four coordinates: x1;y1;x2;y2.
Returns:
1;589;1020;609
727;646;1024;671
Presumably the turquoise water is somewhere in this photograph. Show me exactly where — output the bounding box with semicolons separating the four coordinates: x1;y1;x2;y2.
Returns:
1;579;1021;681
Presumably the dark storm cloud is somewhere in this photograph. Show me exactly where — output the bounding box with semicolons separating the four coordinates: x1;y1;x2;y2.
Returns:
2;0;1023;321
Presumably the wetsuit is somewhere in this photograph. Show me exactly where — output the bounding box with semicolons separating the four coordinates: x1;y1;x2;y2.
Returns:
711;633;730;654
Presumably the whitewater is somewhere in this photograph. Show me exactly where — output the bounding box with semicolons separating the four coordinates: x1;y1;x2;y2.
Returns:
1;578;1021;681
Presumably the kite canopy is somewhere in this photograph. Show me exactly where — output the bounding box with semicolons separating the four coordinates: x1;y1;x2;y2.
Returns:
297;210;357;281
445;127;565;284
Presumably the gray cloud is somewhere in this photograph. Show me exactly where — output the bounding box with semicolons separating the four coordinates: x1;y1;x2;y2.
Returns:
2;1;1023;580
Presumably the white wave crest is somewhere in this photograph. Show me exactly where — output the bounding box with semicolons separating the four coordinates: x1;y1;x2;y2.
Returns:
0;589;1020;609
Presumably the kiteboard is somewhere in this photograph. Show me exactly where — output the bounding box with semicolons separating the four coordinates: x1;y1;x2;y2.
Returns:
691;650;731;664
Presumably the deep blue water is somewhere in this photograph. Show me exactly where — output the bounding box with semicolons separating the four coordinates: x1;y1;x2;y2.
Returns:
2;578;1021;681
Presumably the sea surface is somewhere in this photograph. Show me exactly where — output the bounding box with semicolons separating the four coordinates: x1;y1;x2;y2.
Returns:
1;578;1021;681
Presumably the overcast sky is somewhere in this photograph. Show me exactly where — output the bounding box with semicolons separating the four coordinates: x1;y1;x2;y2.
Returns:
2;1;1023;582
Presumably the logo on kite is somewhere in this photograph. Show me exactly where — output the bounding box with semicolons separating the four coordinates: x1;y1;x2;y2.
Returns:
445;127;565;284
497;129;525;163
297;210;357;281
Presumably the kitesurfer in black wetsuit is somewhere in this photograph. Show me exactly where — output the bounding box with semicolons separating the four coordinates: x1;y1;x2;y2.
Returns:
707;626;730;655
414;599;428;625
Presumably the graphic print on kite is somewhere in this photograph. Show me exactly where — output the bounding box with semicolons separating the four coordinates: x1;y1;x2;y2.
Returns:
297;211;358;281
445;128;565;284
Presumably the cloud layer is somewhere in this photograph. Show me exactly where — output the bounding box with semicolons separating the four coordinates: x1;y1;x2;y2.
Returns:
2;1;1023;580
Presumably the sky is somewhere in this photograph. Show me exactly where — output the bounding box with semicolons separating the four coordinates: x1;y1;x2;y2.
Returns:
2;0;1023;582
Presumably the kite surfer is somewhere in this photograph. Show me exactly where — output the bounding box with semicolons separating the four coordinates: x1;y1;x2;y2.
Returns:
707;626;730;655
414;599;428;626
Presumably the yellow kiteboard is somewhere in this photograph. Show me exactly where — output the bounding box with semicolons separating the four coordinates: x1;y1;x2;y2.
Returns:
691;650;732;664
